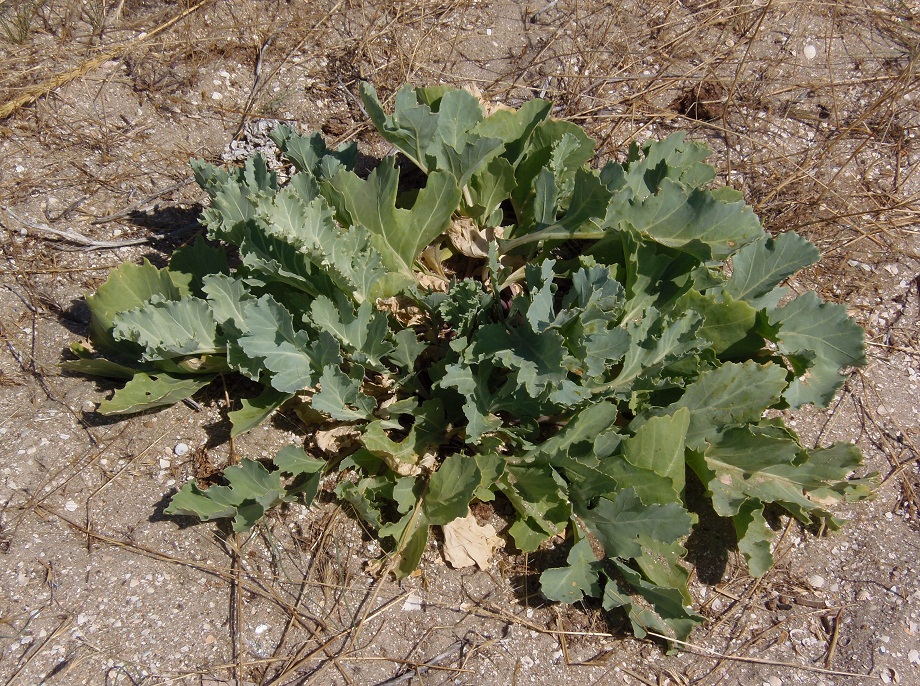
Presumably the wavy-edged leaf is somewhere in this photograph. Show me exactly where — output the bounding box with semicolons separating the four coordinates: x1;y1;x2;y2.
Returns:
113;297;220;362
767;291;866;407
86;259;180;355
725;232;819;305
424;453;481;525
202;273;253;335
229;387;293;437
693;426;872;538
165;458;283;532
309;296;393;371
238;295;339;393
473;97;552;164
270;125;357;178
604;562;702;642
311;365;376;421
674;290;759;356
325;157;460;275
579;488;693;561
540;537;602;603
602;309;703;393
499;464;570;548
274;444;326;504
98;372;214;414
660;361;789;450
621;179;763;260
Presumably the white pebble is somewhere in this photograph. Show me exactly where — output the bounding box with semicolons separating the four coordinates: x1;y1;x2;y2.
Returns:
803;44;817;60
254;624;269;635
908;649;919;664
877;405;889;416
64;500;78;512
174;443;190;457
159;458;171;469
211;91;223;101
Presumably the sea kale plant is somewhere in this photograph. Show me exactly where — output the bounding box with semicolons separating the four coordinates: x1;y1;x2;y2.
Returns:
67;83;873;642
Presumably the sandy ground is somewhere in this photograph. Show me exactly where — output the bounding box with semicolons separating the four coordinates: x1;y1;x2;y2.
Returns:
1;1;919;684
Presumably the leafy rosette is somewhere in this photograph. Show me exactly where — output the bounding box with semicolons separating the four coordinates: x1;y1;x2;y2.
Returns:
66;83;873;644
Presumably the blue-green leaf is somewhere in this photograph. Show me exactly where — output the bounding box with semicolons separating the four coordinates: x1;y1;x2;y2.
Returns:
540;537;602;603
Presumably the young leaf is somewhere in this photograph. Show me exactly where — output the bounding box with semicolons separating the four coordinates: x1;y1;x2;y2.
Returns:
378;506;430;578
734;500;775;577
360;82;439;171
167;238;230;297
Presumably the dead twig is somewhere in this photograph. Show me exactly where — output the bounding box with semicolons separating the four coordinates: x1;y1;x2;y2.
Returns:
645;631;877;680
2;206;148;250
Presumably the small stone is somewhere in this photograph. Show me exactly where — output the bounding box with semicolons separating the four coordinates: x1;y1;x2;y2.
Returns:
877;405;889;416
803;44;817;60
159;458;171;469
64;500;78;512
174;443;190;457
908;649;919;664
254;624;269;635
81;401;97;413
